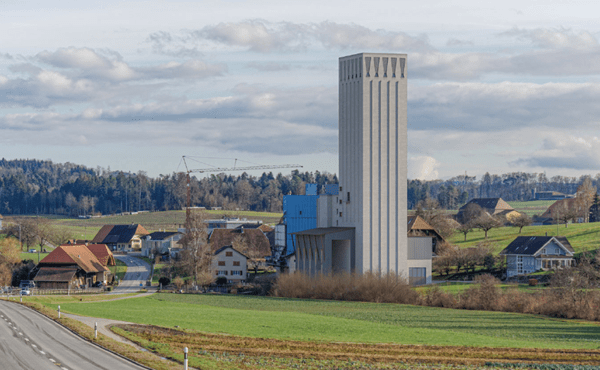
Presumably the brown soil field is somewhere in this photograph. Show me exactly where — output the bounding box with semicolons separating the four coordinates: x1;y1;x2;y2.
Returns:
115;324;600;367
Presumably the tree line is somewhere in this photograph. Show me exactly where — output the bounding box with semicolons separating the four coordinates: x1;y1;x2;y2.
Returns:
408;172;600;209
0;159;336;215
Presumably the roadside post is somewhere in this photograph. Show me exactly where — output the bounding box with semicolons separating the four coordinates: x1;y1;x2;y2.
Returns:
20;293;22;303
94;322;98;339
184;347;188;370
58;305;60;319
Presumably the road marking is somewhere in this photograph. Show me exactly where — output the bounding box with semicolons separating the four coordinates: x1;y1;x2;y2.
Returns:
32;344;37;347
50;358;56;362
25;338;29;341
40;351;45;355
18;332;22;335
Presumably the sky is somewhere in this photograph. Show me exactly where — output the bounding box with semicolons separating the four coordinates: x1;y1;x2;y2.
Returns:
2;0;600;181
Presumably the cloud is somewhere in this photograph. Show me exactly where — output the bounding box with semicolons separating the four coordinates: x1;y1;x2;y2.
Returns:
0;84;338;155
512;135;600;170
0;47;226;108
409;82;600;131
502;27;599;50
446;38;474;47
149;20;433;55
246;61;290;71
146;31;203;58
408;156;440;180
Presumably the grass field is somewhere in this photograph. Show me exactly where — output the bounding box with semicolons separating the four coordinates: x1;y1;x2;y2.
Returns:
19;251;49;263
508;200;556;216
53;293;600;350
449;222;600;254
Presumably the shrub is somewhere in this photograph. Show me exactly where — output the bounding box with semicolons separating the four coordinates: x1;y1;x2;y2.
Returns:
216;276;228;286
271;272;420;304
158;277;170;287
528;278;538;286
173;276;184;289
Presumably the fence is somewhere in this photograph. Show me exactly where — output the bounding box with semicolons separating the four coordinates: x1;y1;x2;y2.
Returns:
28;288;105;296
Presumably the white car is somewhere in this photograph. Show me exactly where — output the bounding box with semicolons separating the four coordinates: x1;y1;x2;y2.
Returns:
20;289;31;296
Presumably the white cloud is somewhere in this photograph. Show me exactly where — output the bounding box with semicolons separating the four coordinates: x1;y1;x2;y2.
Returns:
513;135;600;170
502;27;599;50
409;156;440;180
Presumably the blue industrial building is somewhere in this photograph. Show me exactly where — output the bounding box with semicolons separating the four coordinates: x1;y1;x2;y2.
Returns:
282;184;338;255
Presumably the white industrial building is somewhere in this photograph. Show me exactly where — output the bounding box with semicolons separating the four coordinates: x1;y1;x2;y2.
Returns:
294;53;431;284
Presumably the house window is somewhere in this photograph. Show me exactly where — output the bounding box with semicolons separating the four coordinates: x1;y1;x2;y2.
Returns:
217;270;228;276
225;252;233;257
339;212;343;217
339;199;342;204
555;247;559;255
218;261;225;266
231;270;243;276
233;261;240;266
517;255;523;274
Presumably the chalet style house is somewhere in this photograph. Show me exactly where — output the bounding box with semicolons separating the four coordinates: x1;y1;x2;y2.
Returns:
499;236;574;278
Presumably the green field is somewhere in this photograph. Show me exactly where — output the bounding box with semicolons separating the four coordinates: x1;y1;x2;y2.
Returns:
53;293;600;350
508;200;556;216
449;222;600;254
19;251;50;263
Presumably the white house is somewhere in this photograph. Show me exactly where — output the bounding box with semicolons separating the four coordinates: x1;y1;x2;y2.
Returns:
141;231;182;258
212;246;248;284
500;236;575;278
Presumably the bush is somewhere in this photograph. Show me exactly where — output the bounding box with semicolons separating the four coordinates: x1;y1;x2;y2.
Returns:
216;276;228;286
528;278;538;286
158;277;170;287
272;272;420;304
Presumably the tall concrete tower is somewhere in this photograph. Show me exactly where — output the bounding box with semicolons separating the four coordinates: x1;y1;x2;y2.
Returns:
338;53;408;275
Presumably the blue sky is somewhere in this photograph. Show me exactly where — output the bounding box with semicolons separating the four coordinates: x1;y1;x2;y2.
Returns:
2;0;600;180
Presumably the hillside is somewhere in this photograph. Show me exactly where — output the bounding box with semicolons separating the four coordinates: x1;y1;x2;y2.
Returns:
449;221;600;254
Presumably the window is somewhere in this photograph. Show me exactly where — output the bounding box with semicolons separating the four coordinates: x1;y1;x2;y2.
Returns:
225;251;233;257
339;186;342;191
217;270;228;276
555;247;559;255
299;211;303;215
347;192;350;202
218;261;225;266
231;270;243;276
339;199;342;204
339;212;343;217
233;261;240;266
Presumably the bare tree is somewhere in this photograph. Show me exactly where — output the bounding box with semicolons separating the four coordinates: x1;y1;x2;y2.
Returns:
511;213;532;233
473;215;502;239
415;198;456;239
178;211;214;286
576;177;596;223
0;237;21;286
551;200;578;228
456;222;473;241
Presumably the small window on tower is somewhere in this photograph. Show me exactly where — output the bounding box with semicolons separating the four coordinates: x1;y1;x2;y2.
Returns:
339;199;342;204
299;211;302;215
347;192;350;202
339;212;343;217
339;186;342;191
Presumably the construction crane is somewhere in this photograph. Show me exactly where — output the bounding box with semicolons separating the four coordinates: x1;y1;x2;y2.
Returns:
181;156;302;222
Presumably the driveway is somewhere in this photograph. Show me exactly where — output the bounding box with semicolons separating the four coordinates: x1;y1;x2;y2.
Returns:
113;254;154;294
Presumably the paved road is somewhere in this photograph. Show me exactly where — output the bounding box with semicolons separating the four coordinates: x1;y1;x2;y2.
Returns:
113;255;153;294
0;299;146;370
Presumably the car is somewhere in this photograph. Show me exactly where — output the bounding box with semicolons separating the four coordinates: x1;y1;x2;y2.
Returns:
20;289;31;296
28;249;36;253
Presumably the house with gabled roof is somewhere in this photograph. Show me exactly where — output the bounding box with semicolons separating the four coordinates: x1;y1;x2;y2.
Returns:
456;197;520;223
141;231;182;258
33;244;111;289
212;245;248;284
407;215;444;254
499;236;575;278
92;224;149;252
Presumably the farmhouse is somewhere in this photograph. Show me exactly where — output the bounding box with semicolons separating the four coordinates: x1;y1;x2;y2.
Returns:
407;215;445;253
456;198;519;223
499;236;574;278
92;224;149;252
212;246;248;284
33;244;113;289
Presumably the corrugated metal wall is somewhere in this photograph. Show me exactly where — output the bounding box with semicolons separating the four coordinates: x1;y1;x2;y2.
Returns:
283;195;318;255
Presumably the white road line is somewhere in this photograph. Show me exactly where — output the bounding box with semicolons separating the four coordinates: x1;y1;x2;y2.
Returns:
40;351;45;355
50;358;56;362
18;332;22;335
25;338;29;341
32;344;37;347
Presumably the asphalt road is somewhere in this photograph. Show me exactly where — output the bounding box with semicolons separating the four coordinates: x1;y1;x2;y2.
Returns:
0;299;146;370
113;255;153;294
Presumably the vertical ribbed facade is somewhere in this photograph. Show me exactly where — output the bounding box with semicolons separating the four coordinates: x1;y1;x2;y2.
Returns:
338;53;408;276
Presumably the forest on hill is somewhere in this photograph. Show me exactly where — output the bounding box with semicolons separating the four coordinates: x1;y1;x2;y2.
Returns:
0;158;598;215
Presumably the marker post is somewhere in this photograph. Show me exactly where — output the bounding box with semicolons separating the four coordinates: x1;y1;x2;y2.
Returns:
184;347;188;370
